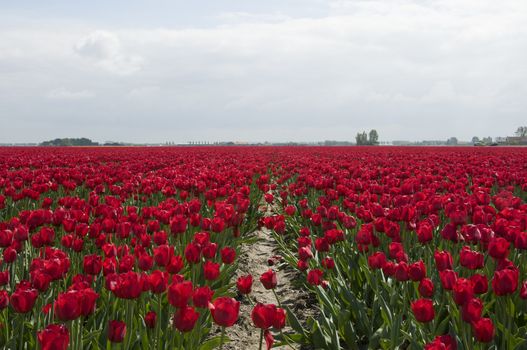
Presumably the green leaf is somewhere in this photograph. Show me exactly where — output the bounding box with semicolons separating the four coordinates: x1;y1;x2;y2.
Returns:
285;305;306;336
198;335;231;350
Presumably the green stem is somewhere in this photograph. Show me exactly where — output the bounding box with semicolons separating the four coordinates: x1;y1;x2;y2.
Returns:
272;289;282;308
220;327;226;350
258;329;263;350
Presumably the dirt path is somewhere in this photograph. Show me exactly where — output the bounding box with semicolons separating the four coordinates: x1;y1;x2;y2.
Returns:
217;226;314;350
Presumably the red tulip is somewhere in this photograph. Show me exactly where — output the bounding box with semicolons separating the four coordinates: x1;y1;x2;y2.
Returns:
145;311;157;328
237;275;253;295
418;278;434;298
54;291;82;321
434;250;453;271
472;318;494;343
459;246;484;270
108;320;126;343
470;274;488;294
488;237;510;260
10;286;39;313
452;278;474;306
0;290;9;309
37;324;69;350
408;260;426;281
209;297;240;327
260;270;277;290
83;254;102;275
492;267;519;296
149;270;169;294
368;252;386;270
520;281;527;299
173;306;200;332
411;298;434;323
439;270;458;290
220;247;236;264
203;261;220;281
273;308;286;329
192;286;214;308
168;281;193;308
307;269;324;286
251;303;277;329
461;298;483;323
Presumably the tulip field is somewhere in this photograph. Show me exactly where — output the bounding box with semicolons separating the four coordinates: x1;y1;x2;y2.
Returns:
0;146;526;350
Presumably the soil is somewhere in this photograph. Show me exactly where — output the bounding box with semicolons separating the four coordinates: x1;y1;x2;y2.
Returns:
212;226;316;350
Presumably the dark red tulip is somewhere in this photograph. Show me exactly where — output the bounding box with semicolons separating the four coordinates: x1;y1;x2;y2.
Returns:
307;269;324;286
492;267;519;296
10;286;39;313
418;278;434;298
251;303;277;329
209;297;240;327
237;275;253;295
472;318;494;343
168;281;193;308
192;286;214;308
461;297;483;323
37;324;69;350
260;270;277;290
173;306;200;332
411;298;434;323
83;254;102;275
203;261;220;281
108;320;126;343
220;247;236;264
145;311;157;328
488;237;510;260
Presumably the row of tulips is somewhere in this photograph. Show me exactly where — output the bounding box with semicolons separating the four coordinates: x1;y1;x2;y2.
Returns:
2;146;527;349
0;147;279;349
263;147;527;349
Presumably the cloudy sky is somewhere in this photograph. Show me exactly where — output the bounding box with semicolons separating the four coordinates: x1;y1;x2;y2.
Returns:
0;0;526;143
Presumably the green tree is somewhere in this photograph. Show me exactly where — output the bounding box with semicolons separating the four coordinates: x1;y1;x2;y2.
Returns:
368;129;379;145
515;126;527;137
446;137;458;145
355;131;368;145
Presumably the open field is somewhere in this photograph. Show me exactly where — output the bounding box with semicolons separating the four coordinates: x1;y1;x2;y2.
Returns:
0;146;526;349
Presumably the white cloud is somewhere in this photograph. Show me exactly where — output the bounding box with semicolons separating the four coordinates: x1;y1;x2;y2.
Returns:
74;31;143;75
0;1;526;143
46;88;94;99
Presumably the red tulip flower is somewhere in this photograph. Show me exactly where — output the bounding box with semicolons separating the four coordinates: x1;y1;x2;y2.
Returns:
209;297;240;327
37;324;69;350
10;286;39;313
108;320;126;343
145;311;157;329
472;318;494;343
411;298;435;323
237;275;253;295
192;286;214;308
260;270;277;290
168;281;193;308
173;306;200;332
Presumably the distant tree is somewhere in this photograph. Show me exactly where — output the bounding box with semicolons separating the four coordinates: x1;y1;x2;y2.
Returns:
40;138;98;146
446;137;458;145
368;129;379;145
482;136;493;144
471;136;480;144
515;126;527;137
355;131;368;145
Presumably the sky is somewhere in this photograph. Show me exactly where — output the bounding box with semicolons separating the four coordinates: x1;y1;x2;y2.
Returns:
0;0;526;144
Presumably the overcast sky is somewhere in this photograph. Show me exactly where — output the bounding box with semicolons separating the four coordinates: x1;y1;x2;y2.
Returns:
0;0;526;143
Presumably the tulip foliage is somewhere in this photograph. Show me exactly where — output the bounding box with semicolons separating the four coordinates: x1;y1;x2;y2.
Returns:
265;147;527;349
0;146;527;349
0;147;265;349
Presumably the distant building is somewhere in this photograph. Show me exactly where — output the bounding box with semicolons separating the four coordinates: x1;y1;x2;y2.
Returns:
506;136;527;145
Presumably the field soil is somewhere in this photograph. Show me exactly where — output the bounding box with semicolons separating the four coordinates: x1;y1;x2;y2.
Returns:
212;225;316;350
